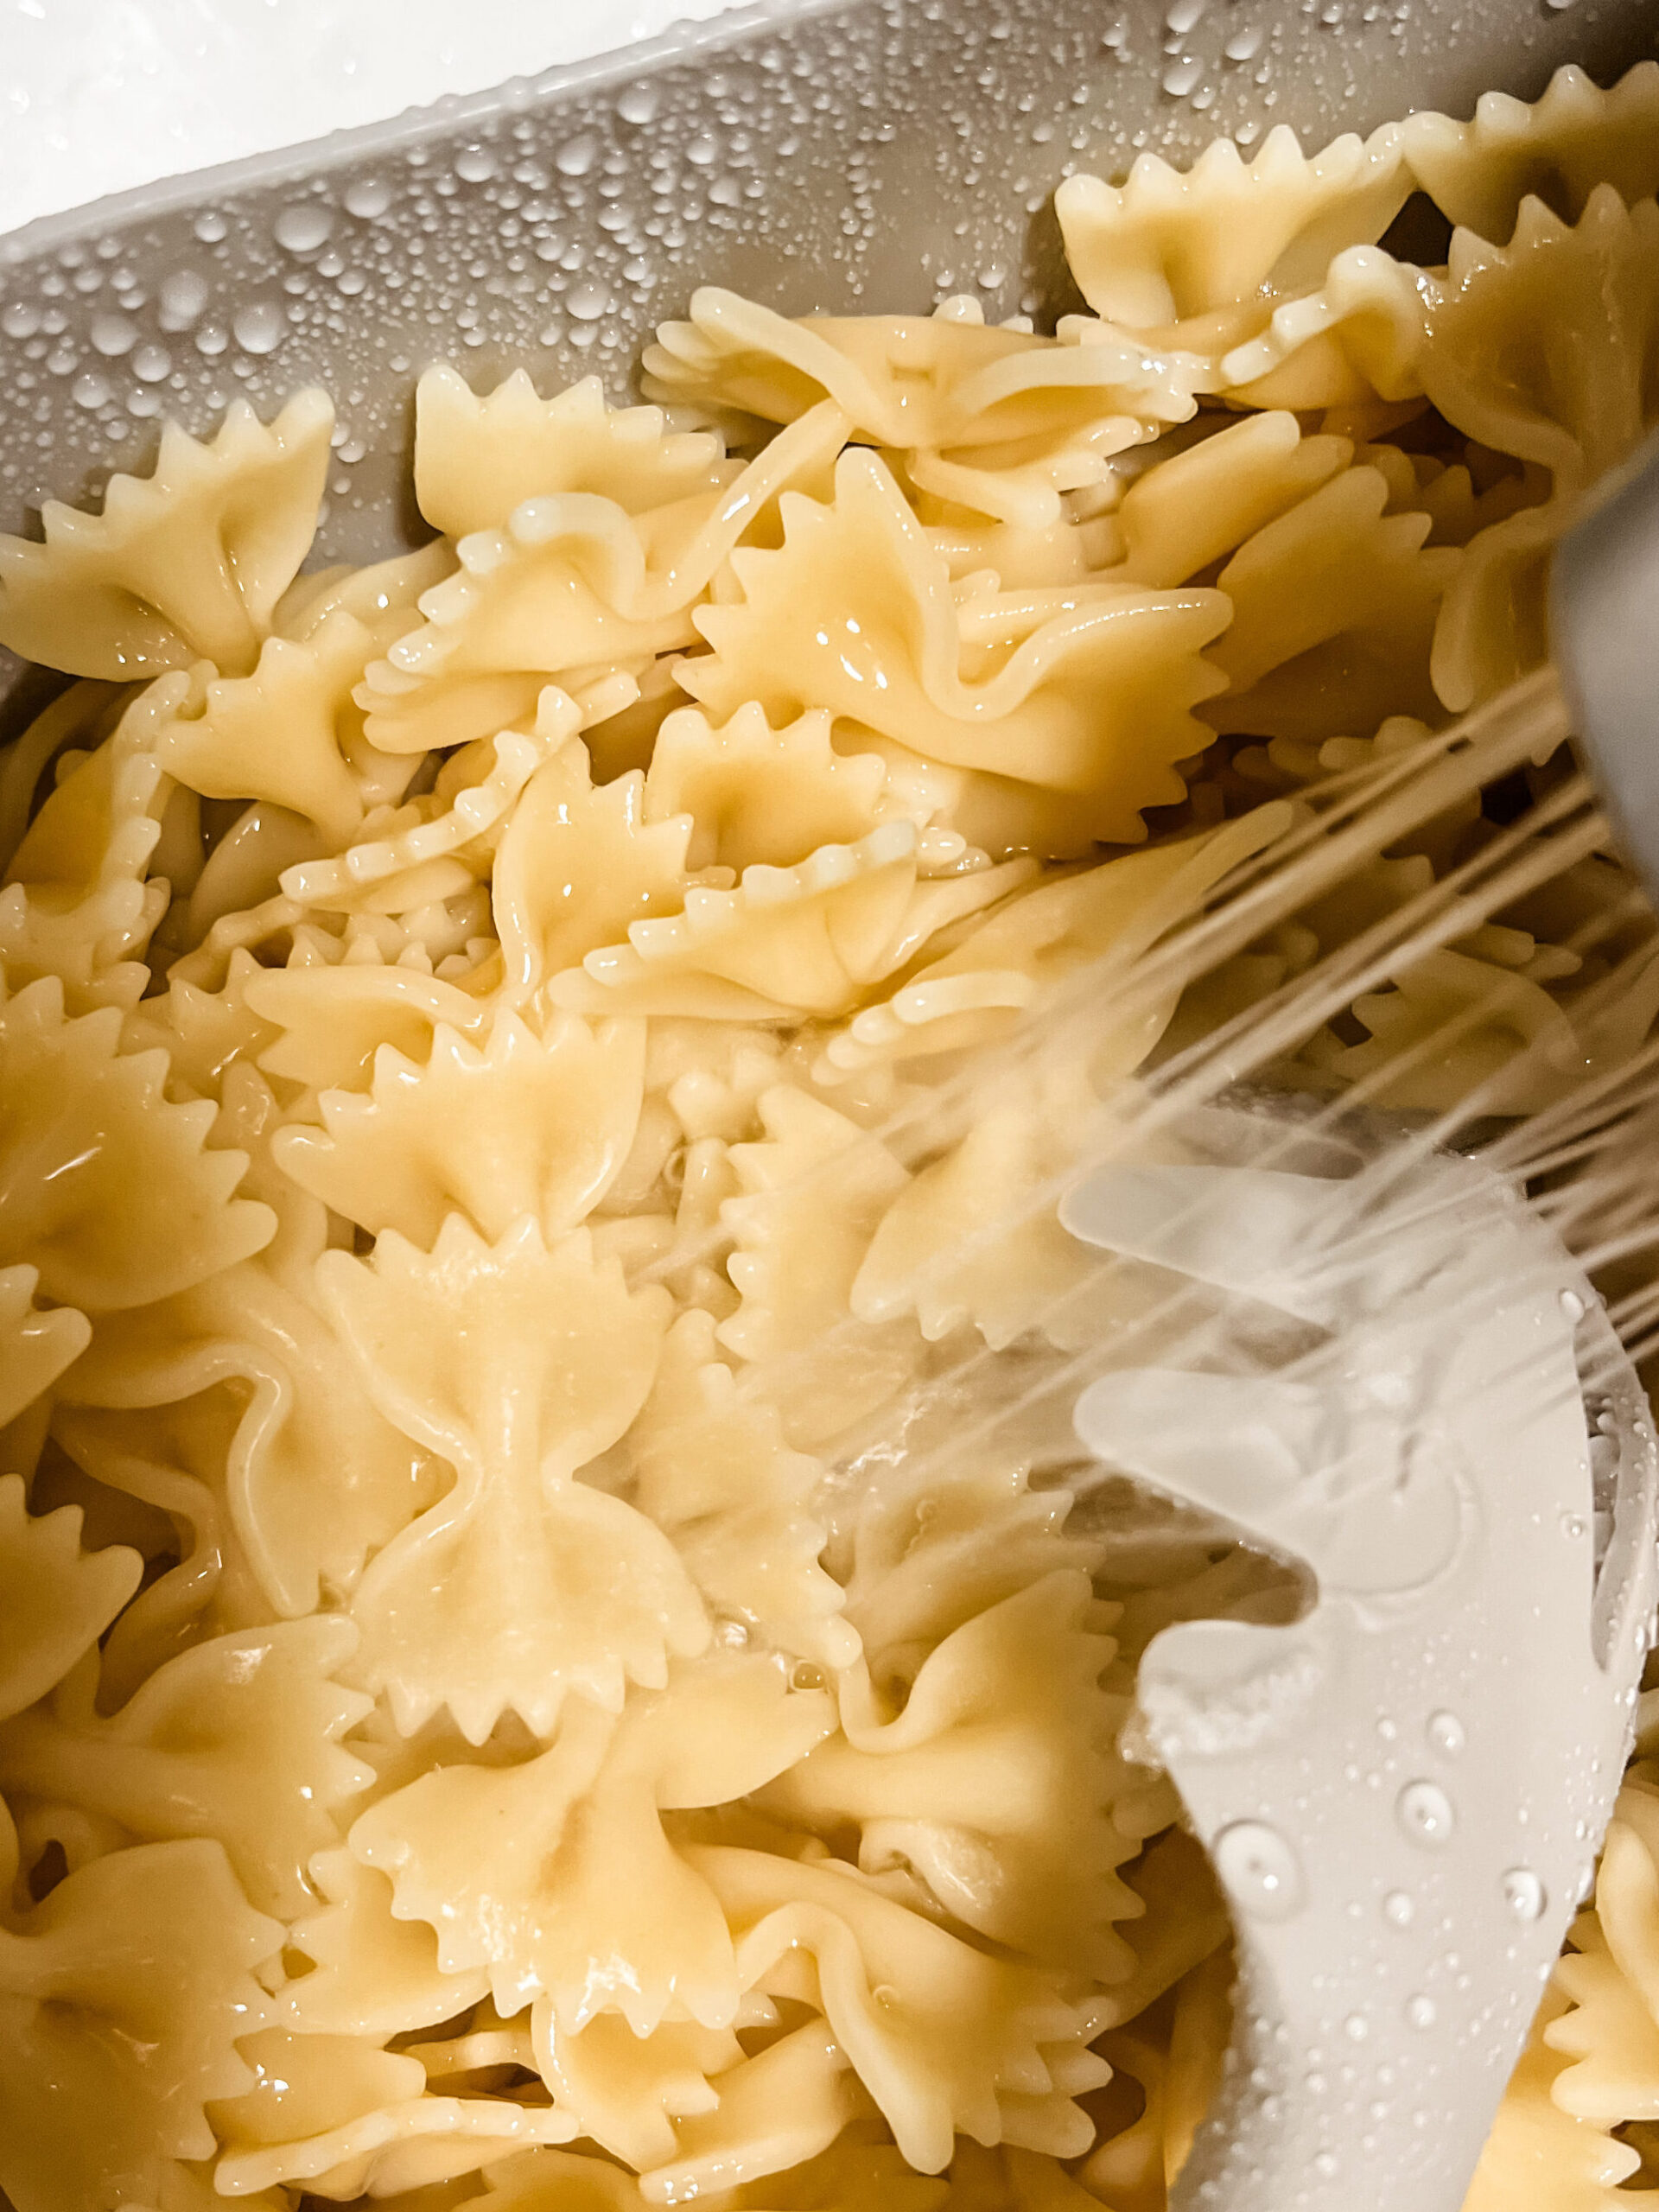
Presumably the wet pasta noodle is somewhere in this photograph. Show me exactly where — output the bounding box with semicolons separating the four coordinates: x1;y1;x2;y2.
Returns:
0;60;1657;2212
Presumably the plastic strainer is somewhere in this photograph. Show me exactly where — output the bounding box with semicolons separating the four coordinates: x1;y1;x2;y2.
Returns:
3;6;1659;2209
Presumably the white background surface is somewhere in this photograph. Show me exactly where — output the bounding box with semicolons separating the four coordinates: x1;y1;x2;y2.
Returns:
2;0;750;237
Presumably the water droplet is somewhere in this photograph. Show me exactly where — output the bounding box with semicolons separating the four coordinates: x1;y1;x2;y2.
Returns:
1382;1889;1414;1929
1344;2012;1369;2043
89;311;136;357
1560;1287;1586;1323
232;302;284;355
344;178;391;219
618;82;659;125
274;204;332;255
686;132;721;167
454;145;498;184
158;269;209;330
1224;22;1264;58
130;343;171;383
71;372;110;410
1166;0;1207;27
1214;1821;1306;1921
2;301;41;340
1161;54;1205;96
193;211;227;244
1405;1993;1437;2030
1427;1711;1465;1758
1396;1779;1455;1849
567;282;608;322
1313;2152;1338;2179
1502;1868;1546;1923
556;133;599;178
1561;1512;1586;1541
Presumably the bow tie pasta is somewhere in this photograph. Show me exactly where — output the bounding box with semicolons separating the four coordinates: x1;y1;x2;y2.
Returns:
0;55;1657;2212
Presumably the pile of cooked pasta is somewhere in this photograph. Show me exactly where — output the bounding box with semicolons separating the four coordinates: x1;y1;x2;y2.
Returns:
1;59;1658;2212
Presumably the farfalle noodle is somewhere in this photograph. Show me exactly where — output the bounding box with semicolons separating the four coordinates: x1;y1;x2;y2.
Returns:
0;57;1656;2212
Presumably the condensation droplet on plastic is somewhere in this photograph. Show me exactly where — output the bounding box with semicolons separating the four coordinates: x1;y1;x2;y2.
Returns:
1396;1779;1455;1849
1502;1868;1547;1923
567;282;608;322
72;372;110;410
130;344;171;383
686;132;721;167
1427;1711;1465;1758
618;82;660;125
454;146;498;184
1344;2012;1369;2043
1382;1889;1414;1929
1224;22;1264;59
1165;0;1207;29
1405;1993;1437;2030
1313;2152;1338;2180
158;269;209;330
232;302;284;356
194;211;227;244
344;178;391;219
274;204;333;255
1560;1287;1586;1322
556;133;599;178
1214;1821;1306;1922
1161;54;1204;96
82;315;135;366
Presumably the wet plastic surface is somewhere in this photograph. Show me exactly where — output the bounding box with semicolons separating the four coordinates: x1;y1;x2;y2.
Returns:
0;0;1656;600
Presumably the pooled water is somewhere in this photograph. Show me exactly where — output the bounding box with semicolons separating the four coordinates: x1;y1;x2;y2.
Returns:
89;311;137;357
618;84;661;126
555;133;599;178
232;302;285;355
1395;1779;1455;1849
343;178;393;219
274;204;334;254
1215;1820;1307;1921
1501;1868;1546;1923
1427;1711;1465;1758
158;269;210;330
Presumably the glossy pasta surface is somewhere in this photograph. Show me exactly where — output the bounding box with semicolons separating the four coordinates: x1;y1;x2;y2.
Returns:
1;61;1658;2212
